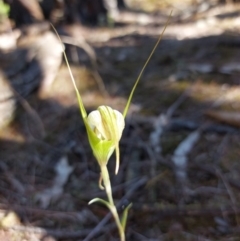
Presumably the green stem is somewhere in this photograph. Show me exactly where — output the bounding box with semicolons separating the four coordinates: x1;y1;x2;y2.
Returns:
101;165;125;241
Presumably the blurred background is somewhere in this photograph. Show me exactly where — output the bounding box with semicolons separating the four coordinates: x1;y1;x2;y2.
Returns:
1;0;240;240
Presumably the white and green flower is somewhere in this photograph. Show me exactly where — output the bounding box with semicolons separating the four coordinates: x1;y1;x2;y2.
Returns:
85;105;125;173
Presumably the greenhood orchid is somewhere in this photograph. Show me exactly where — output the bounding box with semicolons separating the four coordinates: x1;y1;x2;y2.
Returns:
52;18;169;175
52;12;171;240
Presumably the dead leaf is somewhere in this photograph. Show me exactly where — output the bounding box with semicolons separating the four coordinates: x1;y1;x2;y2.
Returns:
206;110;240;128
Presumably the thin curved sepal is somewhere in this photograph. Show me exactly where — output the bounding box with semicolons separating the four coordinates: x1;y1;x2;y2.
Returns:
123;11;173;118
50;24;87;119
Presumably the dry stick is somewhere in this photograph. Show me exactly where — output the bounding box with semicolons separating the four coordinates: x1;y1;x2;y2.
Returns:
149;88;191;199
150;87;191;153
166;88;192;118
0;162;25;194
10;87;45;139
60;35;97;63
172;130;200;185
189;157;240;228
216;168;240;226
192;162;240;191
145;143;229;199
128;115;239;134
0;205;84;222
83;177;147;241
213;134;229;166
5;224;114;239
130;229;160;241
185;186;228;196
1;205;115;239
115;125;143;186
211;134;240;224
132;204;240;218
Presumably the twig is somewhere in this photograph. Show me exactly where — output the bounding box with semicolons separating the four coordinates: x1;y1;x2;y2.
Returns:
0;162;25;194
60;36;97;63
172;130;200;184
213;134;229;165
127;116;240;134
149;88;190;154
148;89;191;201
0;205;86;222
132;204;240;218
6;224;114;239
192;163;240;191
185;186;228;196
130;229;161;241
216;168;240;226
10;87;45;140
166;88;191;119
172;130;200;204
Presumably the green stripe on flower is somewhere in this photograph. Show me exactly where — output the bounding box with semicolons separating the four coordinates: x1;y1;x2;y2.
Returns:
86;106;125;173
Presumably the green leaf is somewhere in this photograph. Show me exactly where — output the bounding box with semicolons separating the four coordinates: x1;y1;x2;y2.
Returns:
88;198;111;210
121;203;132;232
